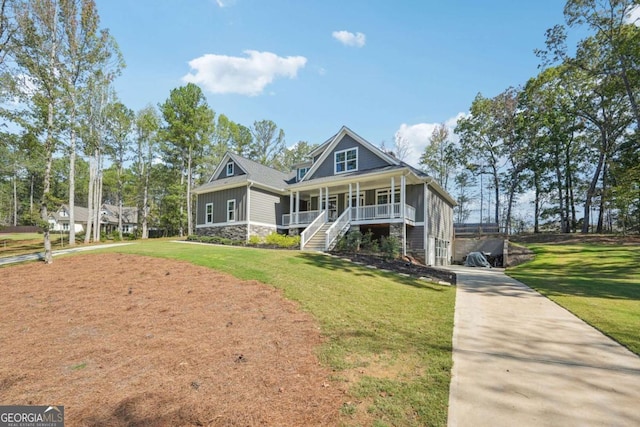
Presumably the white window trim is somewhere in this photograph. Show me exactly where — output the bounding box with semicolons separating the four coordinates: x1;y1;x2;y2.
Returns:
297;167;309;181
345;192;365;208
226;162;234;177
334;147;358;174
205;203;213;224
227;199;236;222
375;187;400;204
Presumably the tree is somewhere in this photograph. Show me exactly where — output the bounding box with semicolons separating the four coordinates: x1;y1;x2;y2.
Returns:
540;0;640;130
58;0;122;246
455;94;503;225
11;0;65;263
134;105;159;239
160;83;214;236
453;170;474;223
393;132;411;162
0;0;15;66
104;100;133;239
249;119;286;168
419;123;457;191
274;140;317;172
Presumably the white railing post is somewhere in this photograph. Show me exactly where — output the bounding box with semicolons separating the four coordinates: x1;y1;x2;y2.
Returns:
300;210;326;250
325;207;351;250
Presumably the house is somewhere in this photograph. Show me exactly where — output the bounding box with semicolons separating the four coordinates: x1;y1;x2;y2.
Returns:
49;204;90;233
193;126;456;265
49;204;138;235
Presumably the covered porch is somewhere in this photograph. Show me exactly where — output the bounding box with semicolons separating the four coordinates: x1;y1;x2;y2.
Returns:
282;175;416;228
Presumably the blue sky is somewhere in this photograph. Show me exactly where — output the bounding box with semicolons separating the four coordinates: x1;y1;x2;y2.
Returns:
96;0;568;167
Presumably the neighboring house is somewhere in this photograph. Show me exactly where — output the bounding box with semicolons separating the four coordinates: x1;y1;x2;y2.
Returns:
193;126;456;265
50;204;138;235
99;204;138;234
49;204;90;233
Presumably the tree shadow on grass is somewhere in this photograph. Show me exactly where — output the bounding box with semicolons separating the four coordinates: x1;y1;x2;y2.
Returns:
296;252;451;292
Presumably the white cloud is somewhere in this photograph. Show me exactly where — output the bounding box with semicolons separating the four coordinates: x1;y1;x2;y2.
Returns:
332;30;366;48
214;0;236;7
394;112;467;168
182;50;307;96
627;4;640;25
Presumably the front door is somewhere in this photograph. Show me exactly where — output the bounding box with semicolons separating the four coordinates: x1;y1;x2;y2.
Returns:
322;196;338;221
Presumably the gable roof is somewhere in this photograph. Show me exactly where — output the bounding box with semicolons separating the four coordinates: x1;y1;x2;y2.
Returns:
194;152;291;194
300;126;400;183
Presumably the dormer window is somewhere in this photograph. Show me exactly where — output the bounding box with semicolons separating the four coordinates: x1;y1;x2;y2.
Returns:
226;162;234;176
297;167;309;181
335;147;358;174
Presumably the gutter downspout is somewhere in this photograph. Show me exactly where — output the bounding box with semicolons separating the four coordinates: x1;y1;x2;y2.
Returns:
247;181;253;242
425;180;431;266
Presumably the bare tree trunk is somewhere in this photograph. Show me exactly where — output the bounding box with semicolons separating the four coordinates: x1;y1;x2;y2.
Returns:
30;174;34;218
187;145;193;236
85;153;95;243
142;153;150;239
42;113;54;264
94;151;103;242
582;145;605;234
68;116;76;246
12;172;17;226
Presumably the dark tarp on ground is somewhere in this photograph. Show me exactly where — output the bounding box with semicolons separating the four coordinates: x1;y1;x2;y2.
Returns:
464;251;492;268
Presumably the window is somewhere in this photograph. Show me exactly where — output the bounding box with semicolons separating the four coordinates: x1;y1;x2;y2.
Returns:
297;167;309;181
205;203;213;224
227;199;236;222
60;209;68;217
62;223;69;231
375;188;401;205
435;238;449;263
123;224;131;233
334;147;358;174
226;162;234;176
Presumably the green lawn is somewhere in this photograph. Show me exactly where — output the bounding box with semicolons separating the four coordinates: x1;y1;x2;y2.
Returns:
0;232;68;257
100;240;456;427
508;243;640;355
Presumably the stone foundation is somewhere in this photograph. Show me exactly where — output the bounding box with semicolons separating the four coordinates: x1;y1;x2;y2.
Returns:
197;224;247;241
249;224;277;239
389;223;403;241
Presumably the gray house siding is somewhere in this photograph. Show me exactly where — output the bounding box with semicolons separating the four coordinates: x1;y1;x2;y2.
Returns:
214;160;246;180
406;184;424;222
407;225;424;251
426;186;454;241
197;186;247;224
250;187;282;225
309;135;391;180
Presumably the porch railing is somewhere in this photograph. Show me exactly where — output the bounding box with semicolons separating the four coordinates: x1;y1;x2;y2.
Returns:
351;203;415;222
325;208;351;251
300;210;326;250
283;210;320;226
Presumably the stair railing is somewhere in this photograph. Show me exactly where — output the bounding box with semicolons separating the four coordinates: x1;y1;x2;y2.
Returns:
325;208;351;251
300;210;327;250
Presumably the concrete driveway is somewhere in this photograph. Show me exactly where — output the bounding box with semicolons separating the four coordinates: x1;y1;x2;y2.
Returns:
445;265;640;427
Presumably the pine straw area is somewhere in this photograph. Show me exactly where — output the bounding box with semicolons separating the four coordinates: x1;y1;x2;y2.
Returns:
0;253;343;426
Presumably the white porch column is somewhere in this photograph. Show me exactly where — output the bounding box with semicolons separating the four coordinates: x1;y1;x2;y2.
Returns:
289;191;293;225
295;191;300;224
319;187;323;212
390;176;395;218
356;182;360;220
348;183;352;208
401;175;407;256
325;186;329;221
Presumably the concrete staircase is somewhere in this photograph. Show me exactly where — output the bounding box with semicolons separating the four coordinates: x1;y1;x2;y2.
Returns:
302;223;332;251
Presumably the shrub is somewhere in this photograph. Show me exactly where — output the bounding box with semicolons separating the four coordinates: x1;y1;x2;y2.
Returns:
336;230;362;252
264;232;300;249
380;235;400;260
248;235;262;246
360;229;378;253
